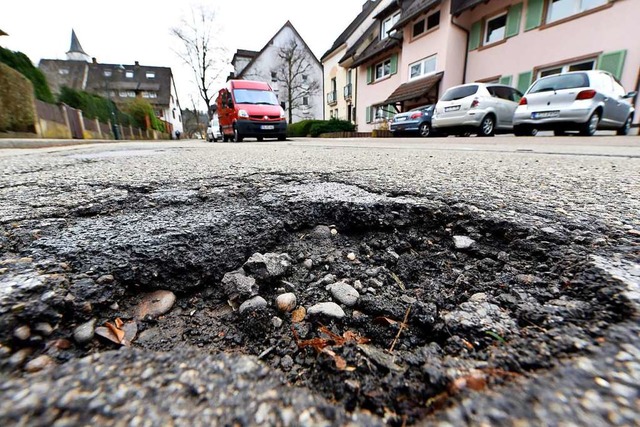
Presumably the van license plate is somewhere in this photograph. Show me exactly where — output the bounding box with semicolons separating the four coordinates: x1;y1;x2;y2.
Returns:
445;105;461;112
261;125;275;130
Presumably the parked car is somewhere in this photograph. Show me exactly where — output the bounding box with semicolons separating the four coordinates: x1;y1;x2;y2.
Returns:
206;114;222;142
513;70;636;136
216;80;287;142
389;105;436;137
431;83;525;136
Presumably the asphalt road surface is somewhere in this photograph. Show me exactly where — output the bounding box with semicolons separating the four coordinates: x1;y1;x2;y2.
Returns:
0;135;638;426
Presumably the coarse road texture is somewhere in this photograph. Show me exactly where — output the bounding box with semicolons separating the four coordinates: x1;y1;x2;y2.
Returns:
0;135;639;426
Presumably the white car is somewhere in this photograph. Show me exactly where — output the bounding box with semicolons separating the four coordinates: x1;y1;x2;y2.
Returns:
431;83;525;136
206;115;222;142
513;70;636;136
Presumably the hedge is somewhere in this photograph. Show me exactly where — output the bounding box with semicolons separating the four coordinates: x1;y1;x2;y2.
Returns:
287;119;324;137
0;63;36;132
58;86;115;123
308;119;355;137
0;46;54;103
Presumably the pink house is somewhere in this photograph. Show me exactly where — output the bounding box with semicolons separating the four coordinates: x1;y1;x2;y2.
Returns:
343;0;639;131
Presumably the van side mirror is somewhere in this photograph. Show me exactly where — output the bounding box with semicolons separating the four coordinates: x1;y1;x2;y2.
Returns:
280;102;286;111
227;99;234;108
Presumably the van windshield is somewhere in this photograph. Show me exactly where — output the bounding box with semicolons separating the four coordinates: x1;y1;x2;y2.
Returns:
233;89;279;105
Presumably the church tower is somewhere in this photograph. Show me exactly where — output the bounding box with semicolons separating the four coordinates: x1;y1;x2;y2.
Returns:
66;29;91;62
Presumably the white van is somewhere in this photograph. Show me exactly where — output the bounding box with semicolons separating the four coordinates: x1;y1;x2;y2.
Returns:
206;114;222;142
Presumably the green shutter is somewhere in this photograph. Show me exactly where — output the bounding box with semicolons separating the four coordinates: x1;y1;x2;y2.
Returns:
598;50;627;80
525;0;544;31
389;54;398;75
367;66;373;84
499;75;513;86
468;21;481;51
517;71;533;93
366;106;372;123
505;3;523;38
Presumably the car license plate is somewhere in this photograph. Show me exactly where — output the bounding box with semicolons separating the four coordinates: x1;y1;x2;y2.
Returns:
532;111;560;119
261;125;275;130
445;105;461;112
395;117;407;122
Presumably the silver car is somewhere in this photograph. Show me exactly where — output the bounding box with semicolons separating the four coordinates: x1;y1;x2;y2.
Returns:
513;70;636;136
431;83;524;137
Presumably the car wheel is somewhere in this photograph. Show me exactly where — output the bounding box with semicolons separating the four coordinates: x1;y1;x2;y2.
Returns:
617;115;633;136
419;122;431;137
257;137;264;142
553;130;567;136
213;136;217;142
514;126;537;137
478;115;495;137
580;112;600;136
233;127;243;142
278;135;286;141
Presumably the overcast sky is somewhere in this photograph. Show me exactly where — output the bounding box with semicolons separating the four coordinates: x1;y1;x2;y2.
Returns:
1;0;366;110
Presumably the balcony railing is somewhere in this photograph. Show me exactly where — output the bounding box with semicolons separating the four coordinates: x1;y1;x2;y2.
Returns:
343;84;352;100
326;90;337;105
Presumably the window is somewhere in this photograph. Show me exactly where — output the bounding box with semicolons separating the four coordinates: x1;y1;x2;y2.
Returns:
547;0;607;23
302;74;308;82
381;12;400;39
413;20;425;38
103;70;112;77
146;71;155;79
538;59;595;79
59;69;69;75
142;91;158;99
485;12;507;44
303;96;309;106
409;55;436;80
487;86;522;102
118;90;136;98
125;70;134;78
375;59;392;80
427;11;440;29
271;71;277;82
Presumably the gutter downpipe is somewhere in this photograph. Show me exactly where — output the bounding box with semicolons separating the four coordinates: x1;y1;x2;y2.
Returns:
450;15;469;84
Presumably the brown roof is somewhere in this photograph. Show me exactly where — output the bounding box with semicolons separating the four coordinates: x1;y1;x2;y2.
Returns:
392;0;441;30
0;29;8;36
350;31;403;68
321;0;381;61
450;0;486;16
383;71;443;104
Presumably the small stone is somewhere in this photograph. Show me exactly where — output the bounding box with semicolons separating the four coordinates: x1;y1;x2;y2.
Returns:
14;325;31;341
330;228;338;236
291;307;306;323
327;282;359;306
497;251;510;262
280;355;294;370
541;227;557;234
276;293;297;312
627;229;640;236
222;270;258;302
8;348;32;368
594;377;610;388
24;355;55;373
353;280;363;291
239;296;268;314
303;259;313;270
96;274;114;285
73;318;97;344
307;302;345;319
135;290;176;319
347;252;356;261
243;253;292;280
271;317;283;328
110;302;120;310
34;323;53;337
453;236;475;249
310;225;332;239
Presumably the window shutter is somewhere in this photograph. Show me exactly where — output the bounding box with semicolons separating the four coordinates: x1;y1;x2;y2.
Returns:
390;54;398;75
505;3;523;38
525;0;544;31
598;50;627;80
499;75;513;86
468;21;481;51
366;106;372;123
367;66;373;84
517;71;533;94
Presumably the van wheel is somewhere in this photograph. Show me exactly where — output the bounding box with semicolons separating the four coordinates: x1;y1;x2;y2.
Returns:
233;128;243;142
478;115;495;136
580;112;599;136
278;135;286;141
257;137;264;142
617;115;633;136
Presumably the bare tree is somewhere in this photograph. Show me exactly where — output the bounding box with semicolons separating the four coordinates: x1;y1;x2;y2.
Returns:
275;40;320;123
170;5;226;119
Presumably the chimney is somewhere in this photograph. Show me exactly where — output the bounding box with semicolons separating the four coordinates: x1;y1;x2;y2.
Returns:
135;61;140;68
92;57;97;64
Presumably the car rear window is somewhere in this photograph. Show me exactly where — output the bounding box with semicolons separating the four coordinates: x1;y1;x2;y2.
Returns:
528;73;589;94
440;85;478;101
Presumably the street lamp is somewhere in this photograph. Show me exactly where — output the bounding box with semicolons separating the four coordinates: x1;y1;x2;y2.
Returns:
103;64;125;140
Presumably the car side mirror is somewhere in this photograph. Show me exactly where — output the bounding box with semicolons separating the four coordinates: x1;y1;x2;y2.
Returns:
227;100;234;108
622;91;637;99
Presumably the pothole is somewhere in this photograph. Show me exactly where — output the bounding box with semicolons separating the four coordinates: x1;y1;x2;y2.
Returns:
0;194;634;425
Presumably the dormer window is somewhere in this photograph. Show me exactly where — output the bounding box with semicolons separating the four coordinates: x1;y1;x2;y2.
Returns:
146;71;155;79
125;70;134;79
381;11;400;40
103;70;112;77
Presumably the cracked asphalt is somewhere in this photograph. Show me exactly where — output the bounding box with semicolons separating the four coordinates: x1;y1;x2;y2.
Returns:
0;135;638;426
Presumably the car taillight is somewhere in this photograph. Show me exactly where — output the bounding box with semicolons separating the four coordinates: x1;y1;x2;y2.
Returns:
576;90;596;100
410;111;423;119
470;98;480;108
519;97;528;106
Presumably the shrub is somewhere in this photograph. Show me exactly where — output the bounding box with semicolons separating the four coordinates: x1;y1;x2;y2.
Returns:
287;119;323;137
308;118;355;137
0;63;36;132
123;98;165;131
58;86;115;123
0;46;54;103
